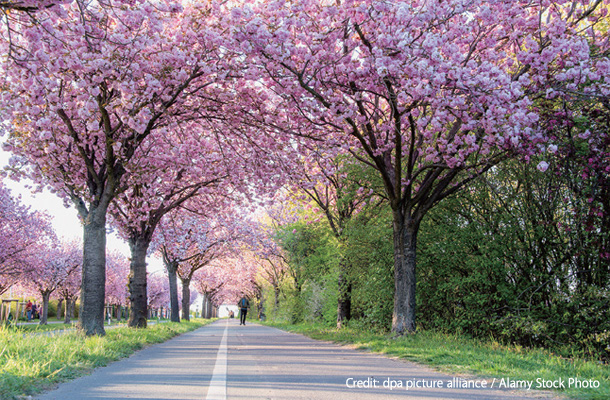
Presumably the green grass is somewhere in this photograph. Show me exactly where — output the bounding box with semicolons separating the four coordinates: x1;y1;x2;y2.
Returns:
11;322;79;333
263;322;609;400
0;318;215;400
9;317;170;333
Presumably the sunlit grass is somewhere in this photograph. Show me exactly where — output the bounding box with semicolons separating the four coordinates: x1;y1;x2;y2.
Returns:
0;318;215;400
264;322;609;400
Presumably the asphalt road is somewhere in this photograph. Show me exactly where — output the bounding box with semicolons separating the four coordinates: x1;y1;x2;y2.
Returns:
36;319;559;400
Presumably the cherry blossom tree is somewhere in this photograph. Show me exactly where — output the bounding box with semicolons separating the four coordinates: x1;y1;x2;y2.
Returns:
105;250;129;321
153;209;216;322
178;218;254;321
0;1;66;12
152;205;250;321
55;249;82;324
0;179;48;278
148;272;170;318
0;275;13;296
247;213;290;312
193;254;259;315
0;1;234;334
108;126;231;327
192;267;224;319
228;0;610;334
1;182;56;303
27;239;80;325
56;267;80;324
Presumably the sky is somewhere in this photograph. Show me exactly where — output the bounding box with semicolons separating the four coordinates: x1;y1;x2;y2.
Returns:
0;147;165;273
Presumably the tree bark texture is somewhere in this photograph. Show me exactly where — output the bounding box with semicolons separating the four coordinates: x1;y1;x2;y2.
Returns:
79;212;107;335
167;262;180;322
57;298;63;319
39;291;51;325
63;298;72;324
180;278;191;321
391;210;419;334
202;293;212;319
128;238;149;328
203;293;211;319
274;286;280;311
257;292;265;319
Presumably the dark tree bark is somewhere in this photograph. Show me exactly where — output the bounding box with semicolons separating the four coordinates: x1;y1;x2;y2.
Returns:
56;298;63;319
63;298;72;324
336;264;352;328
257;292;265;320
180;277;191;321
39;291;51;325
70;297;76;320
166;261;180;322
391;211;419;333
128;237;150;328
202;293;210;319
79;206;109;335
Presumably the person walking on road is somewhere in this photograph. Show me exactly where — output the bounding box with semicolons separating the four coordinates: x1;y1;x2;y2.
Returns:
25;300;33;322
238;296;250;325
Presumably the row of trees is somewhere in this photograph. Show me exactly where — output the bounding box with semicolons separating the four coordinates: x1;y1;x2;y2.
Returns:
255;127;609;355
1;0;607;337
1;0;273;334
1;180;81;323
1;176;261;324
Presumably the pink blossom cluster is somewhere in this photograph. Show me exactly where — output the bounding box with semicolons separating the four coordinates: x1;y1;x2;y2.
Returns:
0;179;56;279
0;0;230;207
105;250;130;306
226;0;609;188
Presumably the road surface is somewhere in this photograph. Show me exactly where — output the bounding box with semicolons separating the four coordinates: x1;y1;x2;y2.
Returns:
36;319;559;400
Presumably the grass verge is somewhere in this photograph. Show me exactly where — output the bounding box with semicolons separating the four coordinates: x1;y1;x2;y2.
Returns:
9;318;172;333
263;322;609;400
0;318;215;399
11;322;78;333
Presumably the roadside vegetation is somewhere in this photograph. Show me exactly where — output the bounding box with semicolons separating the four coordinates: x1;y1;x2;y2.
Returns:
8;318;171;334
253;154;609;400
0;319;214;400
264;321;609;400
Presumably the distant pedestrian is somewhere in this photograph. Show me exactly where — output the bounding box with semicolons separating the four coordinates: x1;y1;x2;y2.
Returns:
32;304;38;320
25;300;33;322
238;296;250;326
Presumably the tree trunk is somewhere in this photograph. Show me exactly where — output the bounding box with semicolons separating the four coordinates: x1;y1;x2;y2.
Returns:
79;209;107;335
70;297;77;319
273;285;280;311
391;210;419;334
180;277;191;321
203;293;212;319
257;292;265;320
63;297;72;324
167;262;180;322
57;298;64;319
128;237;150;328
202;294;208;319
336;260;352;328
39;291;51;325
